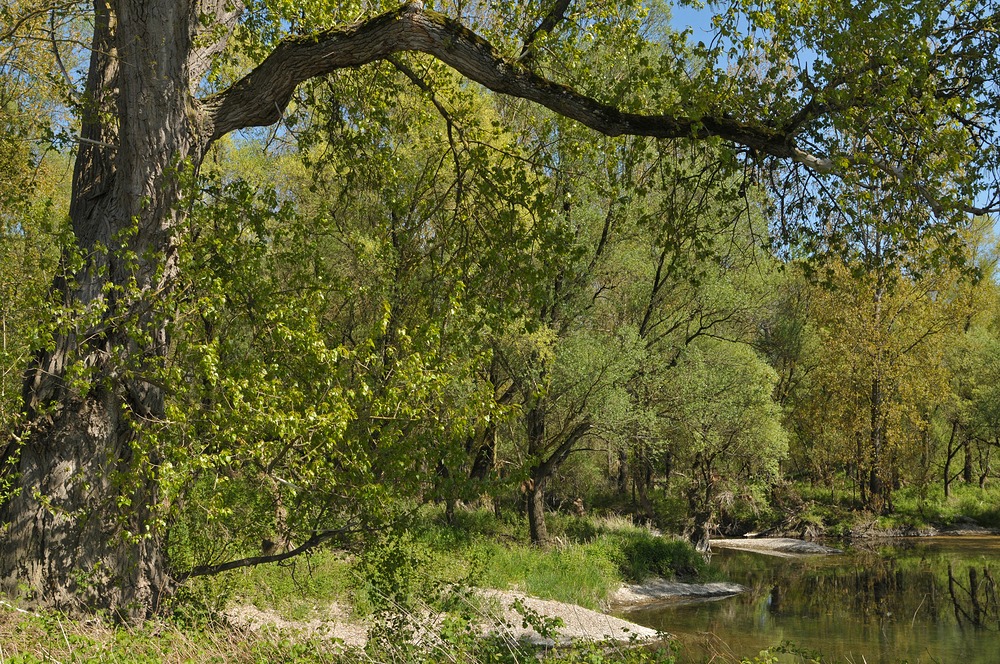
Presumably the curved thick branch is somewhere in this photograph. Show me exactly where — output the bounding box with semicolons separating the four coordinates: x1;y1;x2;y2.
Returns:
200;4;805;163
198;3;997;216
176;526;354;580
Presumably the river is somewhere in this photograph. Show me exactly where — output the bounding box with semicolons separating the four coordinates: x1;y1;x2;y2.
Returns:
622;537;1000;663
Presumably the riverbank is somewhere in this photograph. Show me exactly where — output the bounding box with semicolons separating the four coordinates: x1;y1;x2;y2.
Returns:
227;588;664;648
710;537;842;556
1;583;690;662
0;508;712;662
767;482;1000;541
225;579;761;648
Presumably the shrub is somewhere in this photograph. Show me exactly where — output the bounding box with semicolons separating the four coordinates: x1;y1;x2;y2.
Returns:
611;531;705;582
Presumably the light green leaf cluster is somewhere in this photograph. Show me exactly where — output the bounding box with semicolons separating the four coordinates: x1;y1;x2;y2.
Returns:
666;337;788;481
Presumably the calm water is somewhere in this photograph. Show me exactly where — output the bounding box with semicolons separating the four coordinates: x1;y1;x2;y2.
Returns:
623;537;1000;663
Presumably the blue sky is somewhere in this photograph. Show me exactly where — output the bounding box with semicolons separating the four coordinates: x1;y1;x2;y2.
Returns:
667;2;718;38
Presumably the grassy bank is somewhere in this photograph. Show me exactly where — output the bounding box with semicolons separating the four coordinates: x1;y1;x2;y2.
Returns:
1;508;708;663
209;507;707;619
772;482;1000;538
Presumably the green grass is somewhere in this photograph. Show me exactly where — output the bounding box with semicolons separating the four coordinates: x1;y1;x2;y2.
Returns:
0;604;337;663
469;540;620;609
405;506;707;610
784;480;1000;536
888;483;1000;529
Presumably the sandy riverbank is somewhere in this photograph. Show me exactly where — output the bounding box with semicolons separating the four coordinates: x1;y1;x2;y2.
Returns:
226;586;667;649
227;575;760;649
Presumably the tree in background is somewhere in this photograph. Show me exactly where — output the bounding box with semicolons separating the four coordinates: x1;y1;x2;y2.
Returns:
0;14;67;494
660;338;787;547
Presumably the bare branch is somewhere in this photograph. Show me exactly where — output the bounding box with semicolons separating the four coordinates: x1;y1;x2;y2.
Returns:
176;525;357;580
519;0;573;64
48;9;76;97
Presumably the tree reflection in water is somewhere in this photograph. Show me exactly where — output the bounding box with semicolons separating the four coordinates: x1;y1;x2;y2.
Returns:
948;562;1000;629
624;538;1000;663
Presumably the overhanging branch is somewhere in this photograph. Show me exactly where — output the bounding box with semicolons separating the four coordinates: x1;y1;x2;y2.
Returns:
199;3;992;217
175;525;356;580
201;5;801;161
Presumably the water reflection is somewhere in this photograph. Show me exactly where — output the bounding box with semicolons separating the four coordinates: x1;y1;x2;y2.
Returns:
623;537;1000;663
947;562;999;629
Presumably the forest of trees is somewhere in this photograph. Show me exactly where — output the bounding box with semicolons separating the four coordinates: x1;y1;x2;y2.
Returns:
1;0;999;621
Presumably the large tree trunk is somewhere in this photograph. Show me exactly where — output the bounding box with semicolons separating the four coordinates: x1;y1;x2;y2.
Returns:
0;0;201;619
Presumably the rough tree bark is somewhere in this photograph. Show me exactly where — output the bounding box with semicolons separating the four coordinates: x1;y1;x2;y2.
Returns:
0;0;207;617
0;0;954;618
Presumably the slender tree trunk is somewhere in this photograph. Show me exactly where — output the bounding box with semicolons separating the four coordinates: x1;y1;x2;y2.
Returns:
869;374;886;513
616;448;628;495
526;476;548;544
964;438;974;484
979;444;991;489
525;404;549;544
944;420;959;498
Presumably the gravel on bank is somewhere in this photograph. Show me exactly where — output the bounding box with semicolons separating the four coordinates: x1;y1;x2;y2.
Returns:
709;537;843;556
226;588;663;650
477;589;661;646
225;602;368;648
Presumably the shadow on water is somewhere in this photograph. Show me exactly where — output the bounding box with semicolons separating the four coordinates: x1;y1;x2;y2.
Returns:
621;537;1000;663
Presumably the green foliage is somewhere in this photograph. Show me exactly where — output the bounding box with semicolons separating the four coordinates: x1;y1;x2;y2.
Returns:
0;121;65;448
5;0;1000;630
738;641;823;664
608;531;706;583
657;337;787;532
352;531;439;616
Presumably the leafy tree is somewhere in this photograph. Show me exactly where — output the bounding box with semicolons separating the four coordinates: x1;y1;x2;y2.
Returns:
609;146;778;527
0;25;67;494
659;338;786;546
939;266;1000;495
788;251;969;512
0;0;995;617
